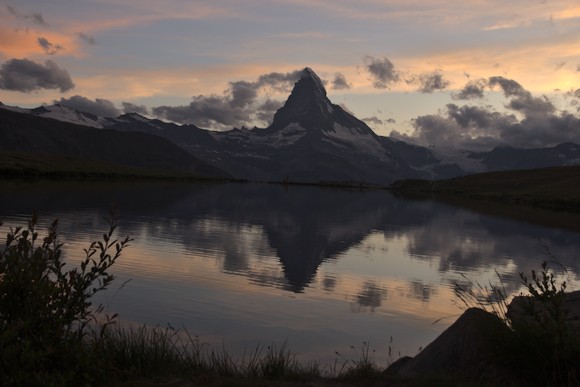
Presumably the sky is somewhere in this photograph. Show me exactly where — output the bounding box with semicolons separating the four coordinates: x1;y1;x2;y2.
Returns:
1;0;580;151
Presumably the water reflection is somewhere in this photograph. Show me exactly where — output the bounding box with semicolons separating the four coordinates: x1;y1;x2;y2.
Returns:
1;180;580;361
2;180;580;295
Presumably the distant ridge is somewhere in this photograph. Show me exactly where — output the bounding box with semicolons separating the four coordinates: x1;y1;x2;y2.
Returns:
390;165;580;212
0;108;230;179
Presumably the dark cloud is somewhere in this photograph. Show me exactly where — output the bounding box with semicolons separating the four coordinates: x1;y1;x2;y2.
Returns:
37;37;64;55
403;76;580;151
7;5;48;26
76;32;96;45
54;95;120;117
363;56;399;89
452;78;487;100
229;80;259;108
152;70;303;129
488;76;555;117
488;76;527;97
153;94;251;129
331;73;351;90
407;70;450;93
386;118;396;124
122;102;149;115
255;98;283;123
256;70;303;92
0;58;74;92
577;64;580;72
362;116;383;126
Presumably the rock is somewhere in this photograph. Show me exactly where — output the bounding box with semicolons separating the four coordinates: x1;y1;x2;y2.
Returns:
387;308;514;383
382;356;412;376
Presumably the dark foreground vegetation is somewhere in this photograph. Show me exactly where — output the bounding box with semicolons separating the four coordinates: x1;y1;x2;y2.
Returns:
1;215;579;386
390;165;580;212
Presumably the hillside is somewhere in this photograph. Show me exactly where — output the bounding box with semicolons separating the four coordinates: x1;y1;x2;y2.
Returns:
0;108;230;179
390;165;580;212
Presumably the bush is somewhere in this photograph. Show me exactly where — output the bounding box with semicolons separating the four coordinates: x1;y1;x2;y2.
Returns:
0;213;131;385
455;261;580;386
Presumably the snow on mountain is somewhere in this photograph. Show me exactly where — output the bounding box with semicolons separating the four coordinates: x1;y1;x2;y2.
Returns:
323;123;387;159
30;104;110;128
0;103;32;114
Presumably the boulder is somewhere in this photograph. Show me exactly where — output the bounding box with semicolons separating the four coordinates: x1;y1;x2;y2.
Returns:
385;308;514;383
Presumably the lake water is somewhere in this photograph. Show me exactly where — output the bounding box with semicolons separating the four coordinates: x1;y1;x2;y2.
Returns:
1;180;580;368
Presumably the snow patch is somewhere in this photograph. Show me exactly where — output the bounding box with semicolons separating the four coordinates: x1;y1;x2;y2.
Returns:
37;105;104;128
0;104;30;114
326;123;385;157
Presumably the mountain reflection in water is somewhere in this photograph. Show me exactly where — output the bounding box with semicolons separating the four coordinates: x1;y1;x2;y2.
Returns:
1;180;580;363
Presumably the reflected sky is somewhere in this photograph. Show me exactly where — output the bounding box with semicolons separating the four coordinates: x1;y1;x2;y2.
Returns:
1;180;580;365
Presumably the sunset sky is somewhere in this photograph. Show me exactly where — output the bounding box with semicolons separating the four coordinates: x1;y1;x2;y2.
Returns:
1;0;580;150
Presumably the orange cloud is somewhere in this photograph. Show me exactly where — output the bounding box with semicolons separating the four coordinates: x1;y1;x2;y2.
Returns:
0;27;81;59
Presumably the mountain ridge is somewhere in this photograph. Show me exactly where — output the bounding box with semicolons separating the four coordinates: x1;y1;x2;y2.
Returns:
1;68;579;184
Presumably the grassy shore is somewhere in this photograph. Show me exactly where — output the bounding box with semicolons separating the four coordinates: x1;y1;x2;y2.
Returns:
0;151;230;182
390;165;580;212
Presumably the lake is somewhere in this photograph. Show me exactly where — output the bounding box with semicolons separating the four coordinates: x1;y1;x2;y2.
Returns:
1;180;580;368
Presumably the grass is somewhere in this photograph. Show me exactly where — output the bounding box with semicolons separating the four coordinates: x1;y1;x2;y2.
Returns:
0;151;227;182
390;165;580;212
90;325;324;384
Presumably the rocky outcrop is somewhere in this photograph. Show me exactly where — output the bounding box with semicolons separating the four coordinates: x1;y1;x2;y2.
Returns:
384;308;515;383
386;291;580;384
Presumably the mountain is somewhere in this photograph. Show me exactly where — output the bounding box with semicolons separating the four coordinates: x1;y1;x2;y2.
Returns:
0;108;229;178
3;68;579;184
468;143;580;171
205;67;407;184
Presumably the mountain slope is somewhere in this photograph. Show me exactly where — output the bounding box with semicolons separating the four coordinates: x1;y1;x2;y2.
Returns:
208;67;405;184
0;108;229;178
390;165;580;211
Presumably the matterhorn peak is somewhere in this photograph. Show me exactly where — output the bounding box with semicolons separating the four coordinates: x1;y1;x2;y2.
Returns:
300;67;327;97
269;67;335;130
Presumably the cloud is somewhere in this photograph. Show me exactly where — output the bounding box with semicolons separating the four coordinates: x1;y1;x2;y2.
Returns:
403;77;580;151
255;98;283;123
152;70;303;129
331;73;351;90
152;95;250;128
0;58;74;92
387;118;396;124
54;95;121;117
7;5;48;26
255;70;302;92
362;116;383;126
37;37;64;55
407;70;450;93
229;80;259;108
555;61;566;70
452;78;487;100
76;32;96;45
489;76;555;117
488;76;527;97
363;55;399;89
122;102;149;115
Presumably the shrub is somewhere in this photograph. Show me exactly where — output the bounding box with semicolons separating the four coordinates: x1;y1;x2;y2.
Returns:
0;213;131;385
455;261;580;386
